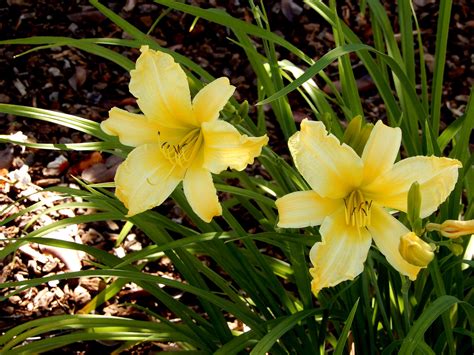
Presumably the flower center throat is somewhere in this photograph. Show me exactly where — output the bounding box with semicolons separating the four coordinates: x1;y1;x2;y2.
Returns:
158;128;202;168
343;190;372;229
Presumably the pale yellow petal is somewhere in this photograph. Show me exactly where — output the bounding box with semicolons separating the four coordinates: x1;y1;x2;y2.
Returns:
129;46;196;128
193;77;235;124
115;144;186;216
101;107;161;147
361;120;401;185
183;162;221;223
364;156;461;218
289;119;363;199
201;120;268;174
368;205;421;280
276;191;342;228
309;208;372;294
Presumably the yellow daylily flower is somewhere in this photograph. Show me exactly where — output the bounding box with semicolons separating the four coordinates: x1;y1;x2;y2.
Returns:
101;46;268;222
276;119;461;294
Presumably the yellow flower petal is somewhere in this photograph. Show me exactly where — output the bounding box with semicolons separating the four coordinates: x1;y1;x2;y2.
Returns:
276;191;342;228
183;161;222;223
193;77;235;124
364;156;461;218
368;205;421;280
101;107;161;147
361;120;401;185
289;119;363;199
309;208;372;294
115;144;186;216
201;120;268;174
129;46;196;128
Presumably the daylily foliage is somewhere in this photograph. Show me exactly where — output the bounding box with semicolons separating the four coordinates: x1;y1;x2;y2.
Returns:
276;119;461;294
101;46;268;222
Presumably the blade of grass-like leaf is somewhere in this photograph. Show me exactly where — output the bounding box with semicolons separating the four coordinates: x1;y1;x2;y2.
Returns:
430;0;453;134
0;212;120;260
78;278;128;314
215;330;259;355
1;193;65;226
221;208;296;316
329;0;363;119
422;119;442;156
450;87;474;163
248;1;296;139
437;113;468;152
89;0;212;81
0;137;125;153
259;41;424;155
259;43;423;121
0;269;264;330
287;242;320;349
0;37;135;71
399;296;471;354
0;104;113;141
410;2;429;113
258;44;371;105
365;0;413;135
0;36;137;48
153;0;311;63
428;259;456;354
22;201;105;231
7;333;184;354
305;0;401;126
214;184;276;207
334;299;360;355
249;309;321;355
398;0;416;85
113;232;233;268
279;59;343;137
115;220;134;246
133;211;246;345
170;189;285;323
1;221;219;346
231;30;293;138
0;315;198;349
444;89;474;219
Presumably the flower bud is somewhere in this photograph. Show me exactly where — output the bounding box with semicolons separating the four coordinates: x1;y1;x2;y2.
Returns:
399;232;435;267
426;220;474;239
342;116;374;156
342;115;362;147
407;182;422;233
448;243;464;256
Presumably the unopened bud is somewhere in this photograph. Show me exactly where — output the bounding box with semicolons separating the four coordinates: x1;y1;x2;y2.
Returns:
399;232;435;267
342;116;374;156
352;123;374;156
238;100;249;117
407;182;422;233
426;220;474;239
342;115;362;147
448;243;464;256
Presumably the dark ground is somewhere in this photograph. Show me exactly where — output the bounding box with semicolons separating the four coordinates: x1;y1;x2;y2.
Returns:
0;0;472;353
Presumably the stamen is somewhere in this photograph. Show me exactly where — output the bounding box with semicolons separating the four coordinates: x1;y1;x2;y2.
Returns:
159;128;202;168
343;190;372;229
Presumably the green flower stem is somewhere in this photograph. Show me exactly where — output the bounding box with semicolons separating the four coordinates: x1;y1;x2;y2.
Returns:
401;276;412;334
